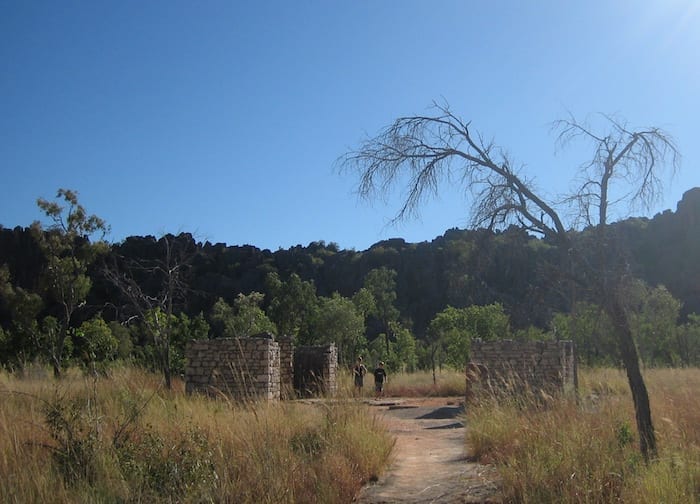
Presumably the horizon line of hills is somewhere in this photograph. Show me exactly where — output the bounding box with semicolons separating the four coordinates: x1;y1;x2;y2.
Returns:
1;187;699;339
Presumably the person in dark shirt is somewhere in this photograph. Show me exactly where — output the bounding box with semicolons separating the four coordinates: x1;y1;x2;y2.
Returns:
353;356;367;395
373;361;387;398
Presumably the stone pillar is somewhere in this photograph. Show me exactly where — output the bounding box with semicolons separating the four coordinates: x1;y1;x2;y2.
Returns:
278;335;295;399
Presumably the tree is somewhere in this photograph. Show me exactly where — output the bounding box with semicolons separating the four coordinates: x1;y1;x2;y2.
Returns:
75;316;118;370
677;313;700;366
551;302;616;367
307;292;366;365
104;233;197;389
340;102;678;460
428;304;509;374
363;268;400;353
32;189;109;377
265;272;318;343
0;264;44;366
626;283;681;366
391;321;418;372
231;292;277;337
208;298;235;338
208;293;276;338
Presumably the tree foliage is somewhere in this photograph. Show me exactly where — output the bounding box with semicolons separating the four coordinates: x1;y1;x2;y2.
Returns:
1;189;109;376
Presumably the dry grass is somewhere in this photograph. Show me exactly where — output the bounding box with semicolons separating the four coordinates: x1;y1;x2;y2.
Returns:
467;367;700;503
0;365;394;503
337;368;466;398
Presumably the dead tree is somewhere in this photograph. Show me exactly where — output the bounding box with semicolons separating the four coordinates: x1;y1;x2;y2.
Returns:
339;102;678;461
104;233;197;390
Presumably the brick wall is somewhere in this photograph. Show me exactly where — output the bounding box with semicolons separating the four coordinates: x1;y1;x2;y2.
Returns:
467;339;577;400
293;344;338;397
185;338;338;401
185;337;281;400
278;335;294;398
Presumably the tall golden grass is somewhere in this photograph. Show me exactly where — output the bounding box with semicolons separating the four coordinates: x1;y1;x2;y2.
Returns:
336;368;466;398
467;367;700;503
0;366;393;503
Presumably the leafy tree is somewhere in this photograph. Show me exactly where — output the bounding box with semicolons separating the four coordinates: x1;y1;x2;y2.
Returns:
351;287;376;322
169;312;209;373
129;308;207;376
626;283;681;366
367;334;391;372
30;189;108;377
265;272;318;343
209;293;276;338
391;321;417;372
677;313;700;366
107;321;133;361
428;306;466;377
208;298;235;338
231;292;276;337
428;304;509;373
363;267;400;353
340;102;678;460
551;302;616;367
307;292;366;365
0;265;44;365
513;326;548;341
75;316;118;370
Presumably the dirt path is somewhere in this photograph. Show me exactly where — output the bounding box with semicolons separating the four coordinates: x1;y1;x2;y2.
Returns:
354;397;501;504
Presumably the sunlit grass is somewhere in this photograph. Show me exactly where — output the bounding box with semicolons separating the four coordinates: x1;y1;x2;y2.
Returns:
336;367;466;398
467;367;700;503
0;365;393;503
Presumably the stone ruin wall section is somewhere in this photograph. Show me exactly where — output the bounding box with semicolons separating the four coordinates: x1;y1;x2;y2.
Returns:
467;339;577;399
186;337;281;400
293;344;338;397
278;335;294;398
185;338;338;401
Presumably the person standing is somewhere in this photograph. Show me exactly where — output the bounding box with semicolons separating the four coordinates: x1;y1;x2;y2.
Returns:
353;356;367;395
373;361;387;398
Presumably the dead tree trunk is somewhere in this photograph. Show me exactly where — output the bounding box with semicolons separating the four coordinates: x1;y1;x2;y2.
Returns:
606;293;657;461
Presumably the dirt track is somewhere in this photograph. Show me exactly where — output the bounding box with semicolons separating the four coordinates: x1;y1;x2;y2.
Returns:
354;398;501;504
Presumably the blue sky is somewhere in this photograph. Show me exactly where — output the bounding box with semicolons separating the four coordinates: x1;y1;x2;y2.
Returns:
2;1;699;251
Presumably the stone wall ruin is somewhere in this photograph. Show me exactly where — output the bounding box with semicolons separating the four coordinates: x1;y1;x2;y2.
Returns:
466;339;577;401
185;336;337;401
293;344;338;397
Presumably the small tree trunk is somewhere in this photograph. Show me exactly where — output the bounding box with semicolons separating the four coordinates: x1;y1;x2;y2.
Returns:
607;297;657;461
163;338;172;390
52;357;62;379
51;330;65;379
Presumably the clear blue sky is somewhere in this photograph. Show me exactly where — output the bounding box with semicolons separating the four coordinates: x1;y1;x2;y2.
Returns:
2;1;699;251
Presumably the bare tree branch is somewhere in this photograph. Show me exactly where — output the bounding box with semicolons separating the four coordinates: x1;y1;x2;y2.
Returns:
553;114;679;226
338;102;568;244
339;102;680;461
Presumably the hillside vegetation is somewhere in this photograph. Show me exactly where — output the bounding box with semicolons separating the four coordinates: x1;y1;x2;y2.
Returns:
1;188;699;377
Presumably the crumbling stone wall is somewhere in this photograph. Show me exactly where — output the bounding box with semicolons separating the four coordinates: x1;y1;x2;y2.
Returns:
293;344;338;397
185;338;338;401
467;339;577;400
278;335;294;398
185;337;281;400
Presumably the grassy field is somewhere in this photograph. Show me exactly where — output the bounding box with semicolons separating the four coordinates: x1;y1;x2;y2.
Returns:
336;367;467;398
0;366;393;503
466;367;700;503
3;365;696;503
